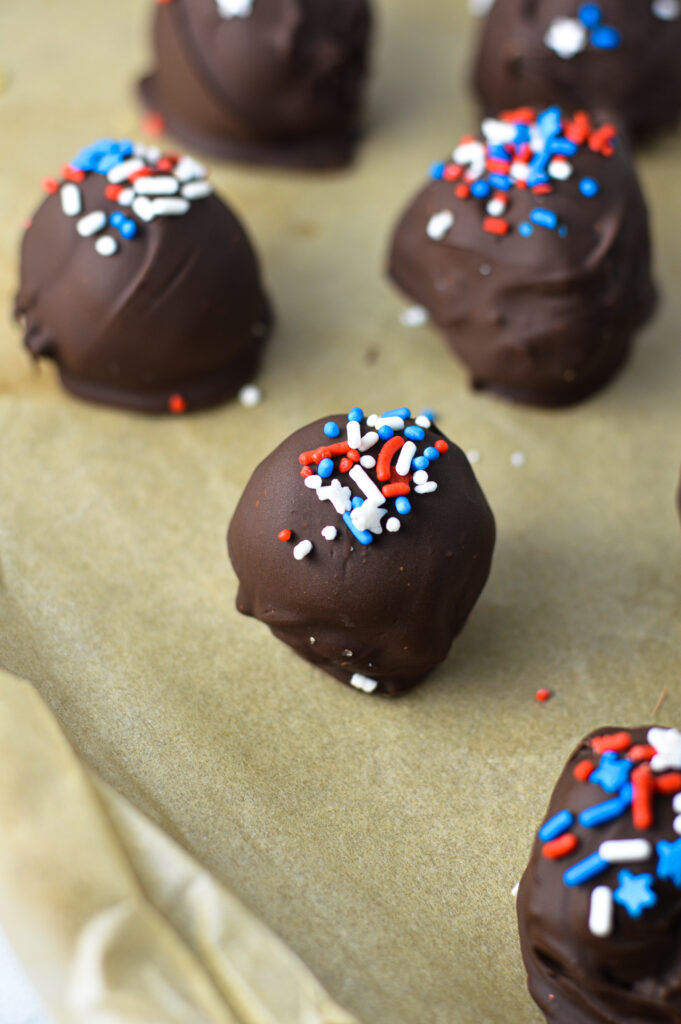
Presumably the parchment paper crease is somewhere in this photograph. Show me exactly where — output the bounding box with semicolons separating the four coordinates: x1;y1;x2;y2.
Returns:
1;0;681;1022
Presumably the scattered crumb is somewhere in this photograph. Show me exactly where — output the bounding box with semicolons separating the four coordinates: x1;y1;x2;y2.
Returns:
239;383;262;407
653;687;669;718
510;451;526;468
466;449;481;465
399;304;429;328
479;263;492;276
512;882;520;897
535;688;553;703
141;111;166;137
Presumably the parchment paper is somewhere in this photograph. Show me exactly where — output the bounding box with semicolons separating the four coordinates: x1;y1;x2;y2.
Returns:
1;0;681;1022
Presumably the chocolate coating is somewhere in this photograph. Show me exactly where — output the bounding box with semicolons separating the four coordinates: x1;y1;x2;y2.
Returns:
518;726;681;1023
472;0;681;143
14;141;272;414
388;109;656;406
139;0;372;169
227;412;495;695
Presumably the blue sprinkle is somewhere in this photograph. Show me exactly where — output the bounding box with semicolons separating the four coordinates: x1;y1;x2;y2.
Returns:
117;139;134;158
412;456;429;471
120;219;138;239
352;496;363;509
590;752;633;794
430;161;446;181
537;106;562;137
419;408;436;420
519;222;533;238
318;458;334;479
558;226;568;238
580;177;600;197
527;173;550;188
487;173;512;192
395;496;412;515
549;138;578;157
471;181;492;199
342;512;373;545
404;426;425;442
110;211;125;228
323;421;340;438
424;446;440;462
95;153;121;174
529;208;559;230
614;870;657;918
538;810;574;843
564;853;609;887
382;407;411;419
348;407;364;422
378;425;394;441
591;25;620;48
578;2;602;27
579;783;632;828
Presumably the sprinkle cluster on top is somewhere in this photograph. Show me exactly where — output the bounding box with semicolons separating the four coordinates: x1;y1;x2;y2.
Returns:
537;728;681;938
39;138;213;259
276;407;447;561
427;106;614;241
544;0;679;59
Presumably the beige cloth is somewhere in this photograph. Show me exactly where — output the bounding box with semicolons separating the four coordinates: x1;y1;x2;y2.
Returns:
1;0;681;1022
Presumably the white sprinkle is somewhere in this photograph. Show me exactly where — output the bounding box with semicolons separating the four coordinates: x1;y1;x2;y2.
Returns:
347;419;362;450
386;517;401;533
173;156;208;182
599;839;652;864
399;305;429;328
94;235;118;257
293;540;313;561
238;383;262;407
396;440;417;478
467;449;481;465
412;470;429;485
304;475;323;490
415;415;431;429
479;263;492;277
359;430;379;453
216;0;254;17
134;175;180;196
132;196;155;222
674;815;681;836
60;183;82;217
510;161;530;183
351;498;387;535
426;210;454;241
317;478;353;515
511;882;520;898
321;526;337;541
350;673;378;694
360;455;376;469
453;140;485;171
365;414;379;428
76;210;107;237
648;727;681;772
349;465;385;505
469;0;495;14
481;118;517;147
309;637;316;645
588;886;614;938
376;416;405;432
107;158;145;184
143;145;161;164
486;197;507;218
118;188;134;206
415;481;438;494
510;451;526;468
544;17;587;59
548;158;573;181
181;180;214;200
149;197;191;217
673;793;681;814
653;0;680;18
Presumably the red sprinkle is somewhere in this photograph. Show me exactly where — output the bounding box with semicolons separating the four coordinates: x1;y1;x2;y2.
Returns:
573;760;595;782
382;482;411;499
500;106;536;124
300;466;314;478
23;218;33;230
443;163;463;182
535;688;552;703
156;157;175;172
542;833;578;860
434;440;449;454
589;124;617;155
168;393;186;415
42;176;59;194
299;441;349;466
377;435;405;482
338;457;353;473
61;165;86;183
531;184;554;195
141;111;166;137
105;184;123;201
129;167;153;182
627;744;656;763
631;764;655;830
655;772;681;795
277;529;292;543
590;731;632;754
455;184;470;200
483;216;510;236
486;158;511;175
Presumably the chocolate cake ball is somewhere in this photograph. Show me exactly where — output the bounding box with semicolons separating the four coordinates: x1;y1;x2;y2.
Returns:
388;107;655;406
14;138;272;414
518;726;681;1023
227;407;495;695
472;0;681;142
139;0;372;169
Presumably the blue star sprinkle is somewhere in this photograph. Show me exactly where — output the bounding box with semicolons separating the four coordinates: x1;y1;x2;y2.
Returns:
614;870;658;919
590;752;633;794
656;839;681;889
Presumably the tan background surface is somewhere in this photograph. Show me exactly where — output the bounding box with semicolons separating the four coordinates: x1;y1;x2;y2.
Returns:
1;1;681;1022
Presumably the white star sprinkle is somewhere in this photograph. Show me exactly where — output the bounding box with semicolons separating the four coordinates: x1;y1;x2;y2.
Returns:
648;728;681;772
